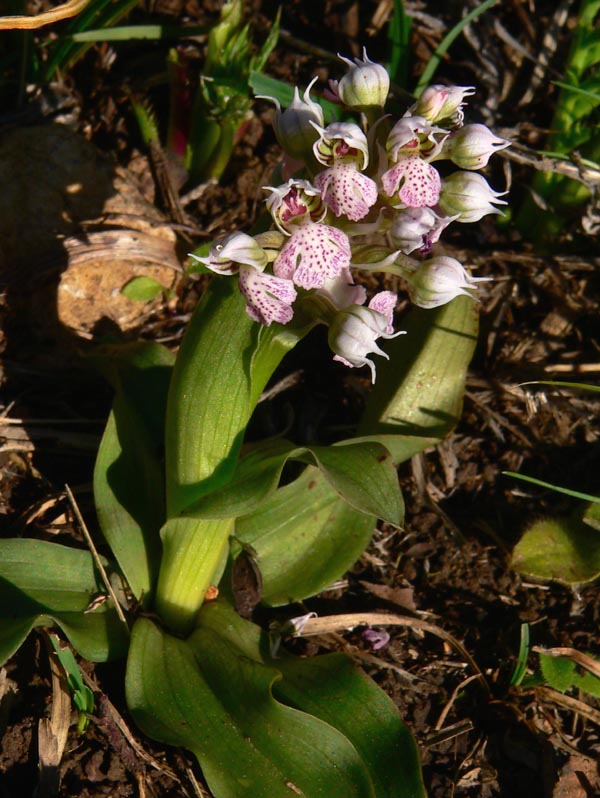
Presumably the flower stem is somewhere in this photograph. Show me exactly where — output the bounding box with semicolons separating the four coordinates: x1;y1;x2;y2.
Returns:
157;279;310;634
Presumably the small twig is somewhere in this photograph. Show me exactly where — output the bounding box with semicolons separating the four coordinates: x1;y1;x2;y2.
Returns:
465;390;532;447
435;673;480;731
64;484;129;631
544;363;600;374
423;719;475;748
295;612;490;693
185;766;212;798
535;686;600;727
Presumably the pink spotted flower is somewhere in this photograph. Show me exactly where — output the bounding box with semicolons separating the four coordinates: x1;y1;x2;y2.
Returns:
312;122;378;222
266;180;353;290
381;117;446;209
189;232;297;326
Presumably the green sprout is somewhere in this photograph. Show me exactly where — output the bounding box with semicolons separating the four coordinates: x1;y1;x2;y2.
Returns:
49;635;95;734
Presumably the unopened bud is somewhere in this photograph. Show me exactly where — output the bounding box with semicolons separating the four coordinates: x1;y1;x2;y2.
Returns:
438;171;507;223
328;298;402;382
406;256;489;309
336;49;390;110
390;207;454;254
260;77;324;162
441;124;510;170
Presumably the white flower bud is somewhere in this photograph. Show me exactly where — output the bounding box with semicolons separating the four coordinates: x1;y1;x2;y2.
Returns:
438;171;507;223
337;48;390;110
258;77;324;162
442;124;510;170
406;256;490;309
328;303;402;382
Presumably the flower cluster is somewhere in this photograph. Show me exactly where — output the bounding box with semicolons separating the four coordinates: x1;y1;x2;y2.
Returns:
190;50;509;381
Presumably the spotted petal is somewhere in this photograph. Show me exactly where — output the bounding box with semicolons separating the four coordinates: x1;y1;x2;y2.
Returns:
238;266;297;326
368;291;397;333
315;164;378;221
273;222;352;290
382;156;441;208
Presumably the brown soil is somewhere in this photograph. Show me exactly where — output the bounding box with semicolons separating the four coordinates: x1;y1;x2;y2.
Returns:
1;1;599;797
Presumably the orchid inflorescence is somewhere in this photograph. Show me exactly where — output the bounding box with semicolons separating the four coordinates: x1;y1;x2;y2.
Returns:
190;50;509;382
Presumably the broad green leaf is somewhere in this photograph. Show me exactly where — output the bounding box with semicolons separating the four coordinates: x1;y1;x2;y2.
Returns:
539;652;576;693
538;652;600;698
93;342;173;603
127;616;375;798
196;601;425;798
188;438;403;526
273;655;425;798
120;276;165;302
359;295;478;440
0;540;128;664
353;434;440;467
235;466;377;605
511;517;600;585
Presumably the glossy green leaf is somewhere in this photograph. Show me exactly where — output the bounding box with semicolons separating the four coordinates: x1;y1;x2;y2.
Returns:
0;539;128;665
511;517;600;585
120;276;165;302
93;342;173;603
189;438;403;526
127;616;375;798
235;466;377;605
196;602;425;798
359;295;478;440
273;654;425;798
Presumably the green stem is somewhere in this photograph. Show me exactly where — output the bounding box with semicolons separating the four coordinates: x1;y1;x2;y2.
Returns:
155;516;234;634
157;279;310;634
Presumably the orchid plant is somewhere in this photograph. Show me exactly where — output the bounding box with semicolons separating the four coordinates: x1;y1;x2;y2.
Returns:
0;51;508;798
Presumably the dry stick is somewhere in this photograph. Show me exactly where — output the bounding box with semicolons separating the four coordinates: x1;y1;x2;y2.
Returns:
0;0;90;28
65;484;129;631
535;686;600;728
435;673;481;732
296;612;490;693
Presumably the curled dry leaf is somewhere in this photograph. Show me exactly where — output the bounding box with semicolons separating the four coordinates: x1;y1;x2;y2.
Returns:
0;124;179;341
